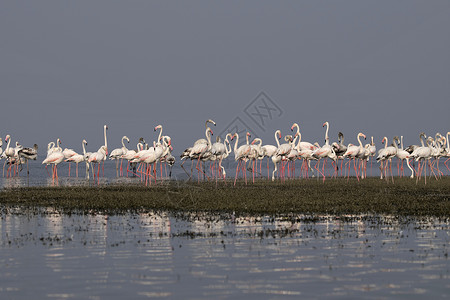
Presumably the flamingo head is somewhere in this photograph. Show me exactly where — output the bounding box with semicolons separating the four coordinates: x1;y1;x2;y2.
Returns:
323;122;328;127
277;131;281;139
5;135;10;142
382;137;386;144
209;128;214;136
246;132;251;138
231;133;236;141
154;125;162;131
206;119;216;127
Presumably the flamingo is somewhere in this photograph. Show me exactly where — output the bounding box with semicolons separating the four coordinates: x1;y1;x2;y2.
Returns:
233;132;252;185
272;130;292;182
65;140;88;178
18;144;38;176
291;123;315;150
164;152;176;178
42;145;64;182
3;135;16;177
393;136;414;178
284;135;299;179
181;120;215;179
142;138;171;186
261;136;278;180
88;145;108;180
247;137;266;182
189;127;213;182
194;119;216;145
444;132;450;172
376;137;397;181
122;138;145;177
62;147;77;177
332;132;348;176
409;136;433;184
343;132;366;181
211;135;231;181
109;135;130;177
312;122;337;181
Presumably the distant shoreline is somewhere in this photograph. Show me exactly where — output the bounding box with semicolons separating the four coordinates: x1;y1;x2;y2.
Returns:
1;177;449;218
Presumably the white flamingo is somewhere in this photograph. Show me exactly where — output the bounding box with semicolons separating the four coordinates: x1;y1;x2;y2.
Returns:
409;136;433;184
376;137;397;181
291;123;315;150
312;122;337;181
18;144;38;176
42;144;64;182
393;136;414;178
190;127;213;182
233;132;252;185
65;140;88;178
109;135;130;176
272;130;292;182
343;132;366;181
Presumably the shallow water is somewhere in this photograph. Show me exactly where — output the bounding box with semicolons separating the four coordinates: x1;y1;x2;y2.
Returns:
1;157;444;188
1;211;449;299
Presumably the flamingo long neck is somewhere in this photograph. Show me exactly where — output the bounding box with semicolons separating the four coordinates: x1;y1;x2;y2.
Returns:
393;138;399;151
383;137;388;149
400;136;403;149
371;136;374;147
293;124;300;139
357;134;363;149
246;133;250;145
157;126;163;143
234;134;240;152
82;141;87;156
5;137;11;152
295;133;302;151
324;123;329;145
275;131;281;148
291;135;298;147
104;126;108;149
206;128;212;150
224;134;232;154
419;134;425;147
121;136;126;148
56;139;61;151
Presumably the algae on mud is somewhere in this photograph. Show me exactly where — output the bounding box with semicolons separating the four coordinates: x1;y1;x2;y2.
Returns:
0;177;449;217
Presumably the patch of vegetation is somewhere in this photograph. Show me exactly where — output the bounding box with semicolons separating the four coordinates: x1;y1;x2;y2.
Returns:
0;177;449;217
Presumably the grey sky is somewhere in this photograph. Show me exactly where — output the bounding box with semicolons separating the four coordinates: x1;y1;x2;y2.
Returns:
1;1;449;155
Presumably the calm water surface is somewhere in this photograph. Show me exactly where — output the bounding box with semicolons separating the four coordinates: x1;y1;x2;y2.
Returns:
1;210;449;299
0;157;434;188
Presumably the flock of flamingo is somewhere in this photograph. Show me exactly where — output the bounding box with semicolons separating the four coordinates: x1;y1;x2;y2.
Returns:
1;120;449;185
